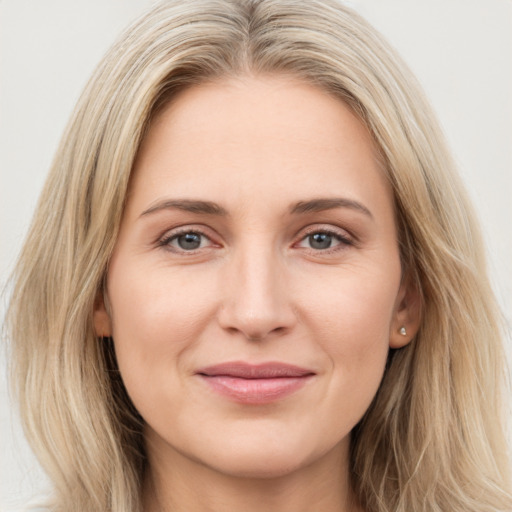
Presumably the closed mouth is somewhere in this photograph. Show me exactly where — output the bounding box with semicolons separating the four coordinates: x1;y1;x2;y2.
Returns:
196;361;315;379
195;361;315;404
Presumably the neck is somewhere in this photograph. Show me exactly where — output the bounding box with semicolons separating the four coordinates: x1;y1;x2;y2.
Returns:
142;436;363;512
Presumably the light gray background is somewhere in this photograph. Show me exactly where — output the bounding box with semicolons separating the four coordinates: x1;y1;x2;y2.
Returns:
1;0;511;509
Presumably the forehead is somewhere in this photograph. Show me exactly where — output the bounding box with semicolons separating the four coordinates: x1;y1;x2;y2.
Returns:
144;74;378;161
127;74;392;220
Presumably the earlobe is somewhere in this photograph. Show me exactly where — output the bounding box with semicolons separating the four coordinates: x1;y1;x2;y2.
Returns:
390;276;422;349
93;289;112;337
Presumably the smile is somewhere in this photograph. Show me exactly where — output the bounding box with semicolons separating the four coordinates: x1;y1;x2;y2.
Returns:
196;361;316;404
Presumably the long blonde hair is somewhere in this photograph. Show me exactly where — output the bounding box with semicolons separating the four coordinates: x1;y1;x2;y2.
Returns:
5;1;511;510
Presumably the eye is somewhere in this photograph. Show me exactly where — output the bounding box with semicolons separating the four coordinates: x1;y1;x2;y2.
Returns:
307;232;336;250
161;230;213;252
296;229;352;251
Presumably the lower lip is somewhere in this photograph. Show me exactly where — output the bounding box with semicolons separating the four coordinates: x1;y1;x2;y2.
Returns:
198;375;313;404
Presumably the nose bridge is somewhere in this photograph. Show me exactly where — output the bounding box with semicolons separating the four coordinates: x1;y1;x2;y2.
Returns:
218;235;294;339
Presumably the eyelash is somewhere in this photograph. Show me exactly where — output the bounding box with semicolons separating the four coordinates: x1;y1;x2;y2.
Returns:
296;226;354;253
157;226;354;254
158;228;215;253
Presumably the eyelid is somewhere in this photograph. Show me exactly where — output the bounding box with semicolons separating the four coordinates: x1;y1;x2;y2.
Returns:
157;224;221;252
293;224;355;251
154;222;356;254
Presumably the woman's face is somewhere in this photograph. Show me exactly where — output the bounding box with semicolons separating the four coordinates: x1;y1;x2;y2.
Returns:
95;75;417;479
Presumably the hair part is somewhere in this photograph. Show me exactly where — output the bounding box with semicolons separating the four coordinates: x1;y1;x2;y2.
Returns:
5;1;511;511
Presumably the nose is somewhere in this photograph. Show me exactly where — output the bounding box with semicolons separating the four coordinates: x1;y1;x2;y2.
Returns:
217;243;296;341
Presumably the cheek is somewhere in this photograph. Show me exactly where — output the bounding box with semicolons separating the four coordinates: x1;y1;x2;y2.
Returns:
303;263;399;348
106;260;219;393
301;264;399;413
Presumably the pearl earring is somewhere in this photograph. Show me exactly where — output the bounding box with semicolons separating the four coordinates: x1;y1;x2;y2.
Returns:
399;326;407;336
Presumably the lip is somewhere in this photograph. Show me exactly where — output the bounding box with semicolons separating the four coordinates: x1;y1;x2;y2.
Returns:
195;361;316;404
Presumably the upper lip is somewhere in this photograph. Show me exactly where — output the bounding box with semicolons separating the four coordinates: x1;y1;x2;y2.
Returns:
196;361;315;379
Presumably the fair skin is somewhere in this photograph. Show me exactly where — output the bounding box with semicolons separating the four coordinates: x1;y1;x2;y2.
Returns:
95;74;420;512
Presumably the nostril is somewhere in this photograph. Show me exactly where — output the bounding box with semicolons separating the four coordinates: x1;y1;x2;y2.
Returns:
245;326;288;342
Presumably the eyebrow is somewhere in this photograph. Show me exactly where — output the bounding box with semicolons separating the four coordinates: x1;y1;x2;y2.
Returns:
290;198;373;218
139;197;373;219
140;199;228;217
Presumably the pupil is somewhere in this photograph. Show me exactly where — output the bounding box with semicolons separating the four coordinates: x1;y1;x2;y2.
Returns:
178;233;201;250
310;233;332;249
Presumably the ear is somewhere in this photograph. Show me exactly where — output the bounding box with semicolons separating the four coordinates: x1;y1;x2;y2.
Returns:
389;274;421;349
93;288;112;338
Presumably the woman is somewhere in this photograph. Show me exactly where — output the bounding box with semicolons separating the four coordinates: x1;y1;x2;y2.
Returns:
5;0;511;511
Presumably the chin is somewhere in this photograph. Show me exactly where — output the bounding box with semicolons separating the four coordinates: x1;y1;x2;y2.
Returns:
207;447;313;480
192;425;345;481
